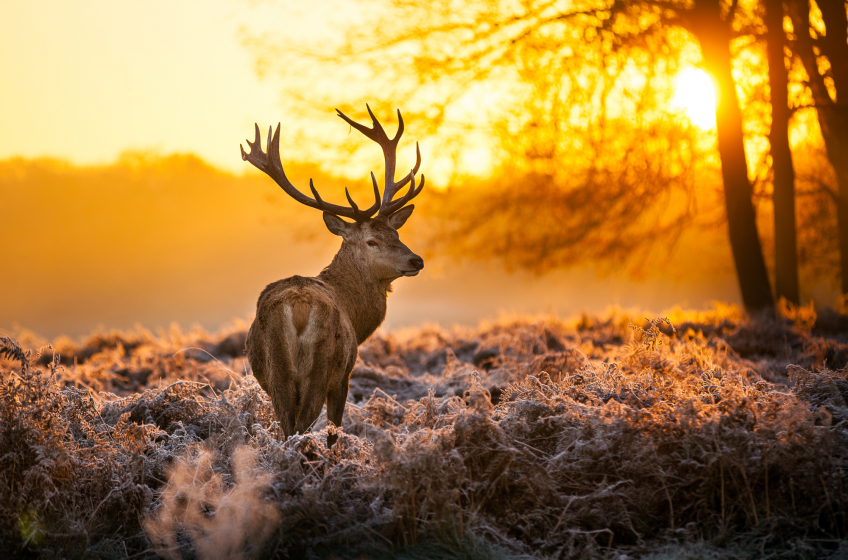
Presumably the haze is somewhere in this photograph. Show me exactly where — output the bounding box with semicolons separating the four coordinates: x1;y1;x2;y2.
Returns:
3;0;819;340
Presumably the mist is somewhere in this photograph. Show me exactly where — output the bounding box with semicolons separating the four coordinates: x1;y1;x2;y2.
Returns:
0;153;747;341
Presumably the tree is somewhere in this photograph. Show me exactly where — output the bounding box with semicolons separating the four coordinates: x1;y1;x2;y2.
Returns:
791;0;848;295
765;0;800;304
251;0;792;310
683;0;774;309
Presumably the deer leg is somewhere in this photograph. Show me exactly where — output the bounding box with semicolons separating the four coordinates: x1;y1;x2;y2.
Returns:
245;335;269;394
293;378;326;436
266;381;297;438
326;374;350;448
292;332;335;436
263;336;300;438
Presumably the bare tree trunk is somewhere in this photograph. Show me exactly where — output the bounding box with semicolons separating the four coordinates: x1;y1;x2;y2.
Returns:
690;0;775;310
795;0;848;294
817;0;848;295
766;0;800;304
818;1;848;110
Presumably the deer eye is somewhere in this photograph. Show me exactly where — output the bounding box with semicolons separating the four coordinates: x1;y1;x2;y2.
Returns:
366;240;379;248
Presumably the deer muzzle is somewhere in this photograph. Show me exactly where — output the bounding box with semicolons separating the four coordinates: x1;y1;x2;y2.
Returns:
402;255;424;276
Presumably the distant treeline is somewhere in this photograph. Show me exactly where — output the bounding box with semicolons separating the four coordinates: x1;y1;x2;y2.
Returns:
0;154;352;338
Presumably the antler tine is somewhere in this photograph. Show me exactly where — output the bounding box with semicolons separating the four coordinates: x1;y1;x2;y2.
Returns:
365;104;390;147
344;187;360;213
382;142;421;197
241;122;379;221
381;172;426;217
336;105;389;147
392;109;404;144
369;171;384;208
308;179;324;204
239;123;263;165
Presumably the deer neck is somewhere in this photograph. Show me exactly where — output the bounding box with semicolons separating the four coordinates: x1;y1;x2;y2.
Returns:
319;245;391;344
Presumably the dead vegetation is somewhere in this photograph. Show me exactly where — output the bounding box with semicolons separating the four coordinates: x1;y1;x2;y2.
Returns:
1;304;848;559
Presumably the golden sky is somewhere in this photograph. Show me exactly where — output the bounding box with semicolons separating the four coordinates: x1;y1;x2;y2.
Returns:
1;1;723;177
0;1;357;173
2;0;733;190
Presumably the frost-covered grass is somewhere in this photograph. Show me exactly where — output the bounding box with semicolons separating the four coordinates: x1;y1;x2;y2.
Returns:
2;303;848;559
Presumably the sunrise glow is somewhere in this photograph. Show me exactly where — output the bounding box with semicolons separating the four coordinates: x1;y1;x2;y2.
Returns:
671;67;718;129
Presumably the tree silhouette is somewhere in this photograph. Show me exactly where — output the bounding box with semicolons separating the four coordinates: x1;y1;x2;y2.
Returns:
791;0;848;296
766;0;800;304
683;0;773;309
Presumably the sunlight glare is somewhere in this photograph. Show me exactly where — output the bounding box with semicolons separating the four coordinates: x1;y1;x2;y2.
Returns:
671;68;717;129
461;145;493;177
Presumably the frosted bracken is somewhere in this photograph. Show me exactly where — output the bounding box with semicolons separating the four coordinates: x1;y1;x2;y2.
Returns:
1;304;847;558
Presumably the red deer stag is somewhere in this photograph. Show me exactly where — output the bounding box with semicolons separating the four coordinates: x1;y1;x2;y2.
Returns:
240;106;424;446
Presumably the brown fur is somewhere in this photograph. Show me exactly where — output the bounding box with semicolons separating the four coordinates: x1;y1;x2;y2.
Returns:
291;300;311;336
246;211;422;446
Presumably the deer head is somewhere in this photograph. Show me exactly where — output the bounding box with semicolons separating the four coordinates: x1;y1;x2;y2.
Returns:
240;105;425;281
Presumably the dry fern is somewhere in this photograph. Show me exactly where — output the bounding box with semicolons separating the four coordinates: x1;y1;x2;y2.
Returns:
0;306;847;559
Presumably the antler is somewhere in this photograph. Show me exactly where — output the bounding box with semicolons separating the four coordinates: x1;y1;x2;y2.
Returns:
241;123;381;222
336;104;425;217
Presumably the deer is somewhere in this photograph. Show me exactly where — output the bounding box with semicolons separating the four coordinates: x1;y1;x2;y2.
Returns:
240;105;424;447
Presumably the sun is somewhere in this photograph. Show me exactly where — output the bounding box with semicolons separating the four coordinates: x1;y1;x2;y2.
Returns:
671;67;718;129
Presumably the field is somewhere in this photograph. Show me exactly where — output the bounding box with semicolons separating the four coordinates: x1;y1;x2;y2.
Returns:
2;304;848;559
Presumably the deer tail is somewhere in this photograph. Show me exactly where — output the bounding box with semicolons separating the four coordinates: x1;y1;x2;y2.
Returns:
282;297;315;402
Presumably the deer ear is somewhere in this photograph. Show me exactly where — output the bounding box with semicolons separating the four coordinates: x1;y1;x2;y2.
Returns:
387;205;414;230
323;212;351;237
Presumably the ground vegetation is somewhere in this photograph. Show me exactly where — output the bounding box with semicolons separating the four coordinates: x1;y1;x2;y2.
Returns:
1;304;848;558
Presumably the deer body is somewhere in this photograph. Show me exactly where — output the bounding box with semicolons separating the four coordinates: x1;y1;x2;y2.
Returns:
240;106;424;446
246;274;358;442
